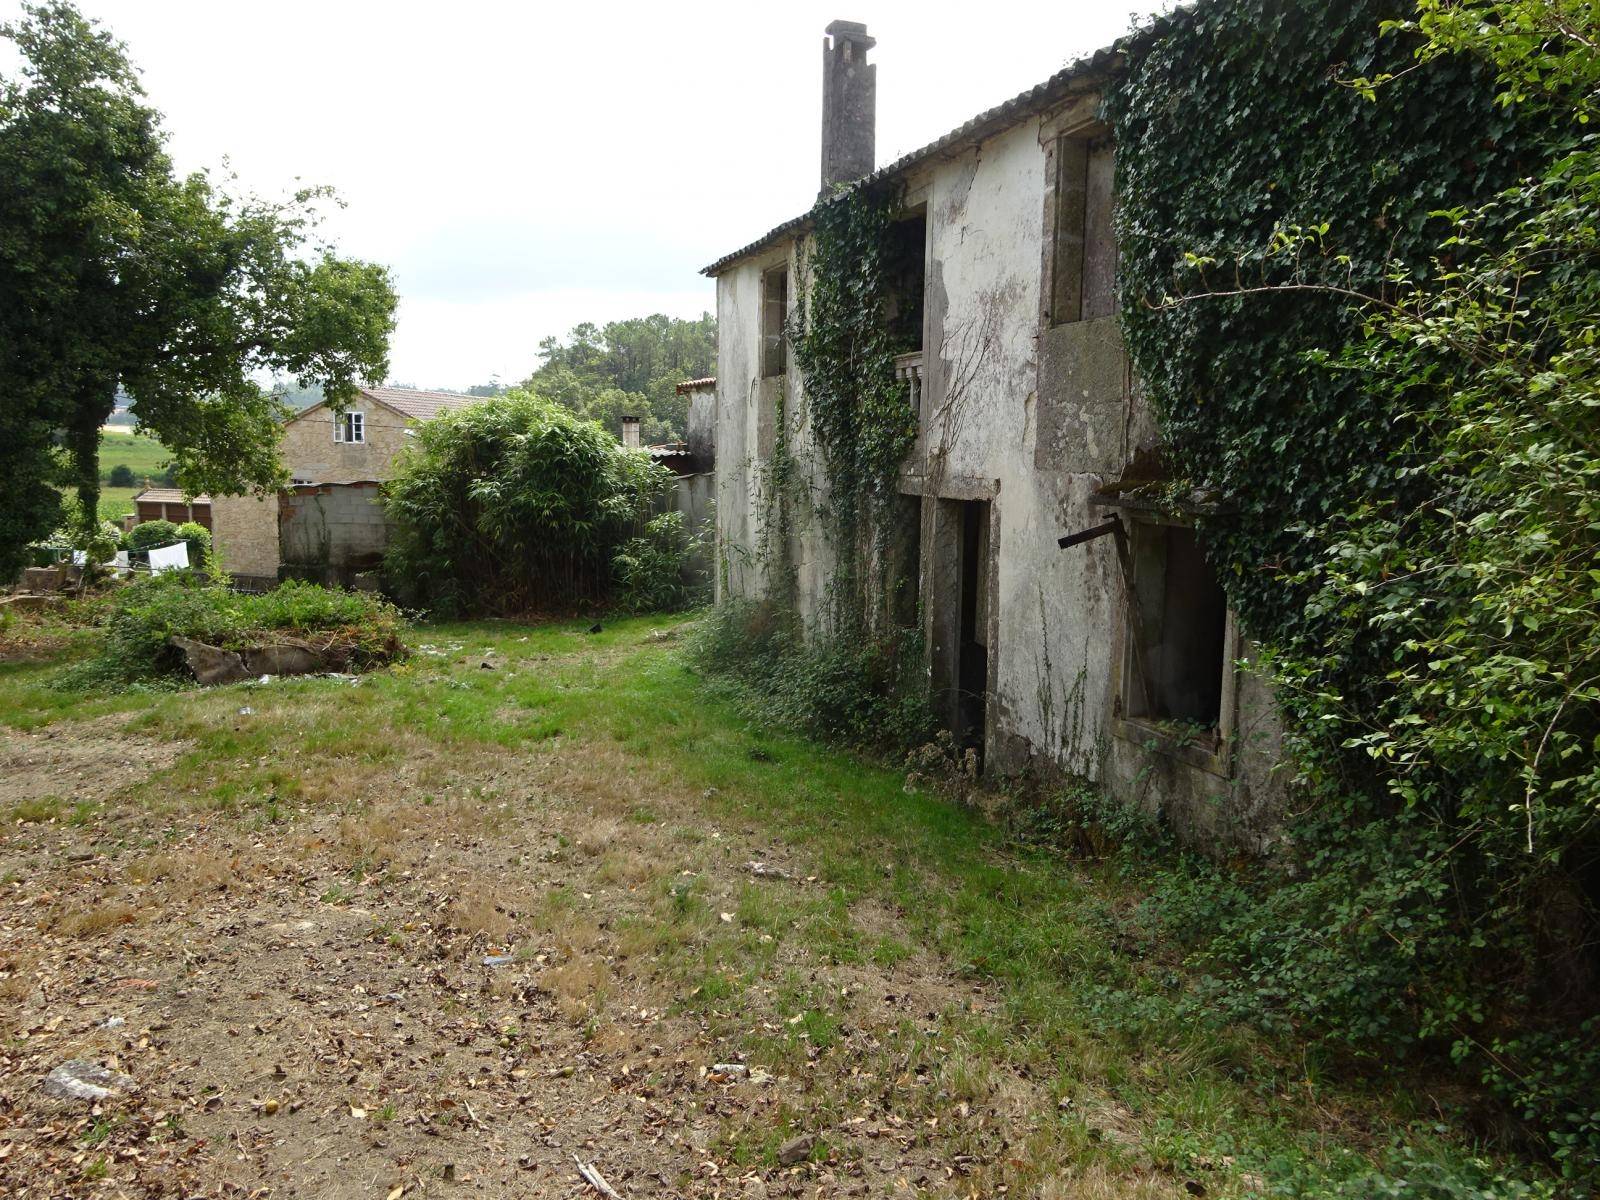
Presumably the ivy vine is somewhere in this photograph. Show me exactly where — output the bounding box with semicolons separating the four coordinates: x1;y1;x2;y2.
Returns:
1105;0;1597;1172
789;184;919;607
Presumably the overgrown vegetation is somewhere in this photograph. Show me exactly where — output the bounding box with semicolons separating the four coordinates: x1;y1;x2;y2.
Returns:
790;186;919;560
612;511;699;614
1106;0;1600;1174
382;391;686;617
691;599;932;753
63;573;403;688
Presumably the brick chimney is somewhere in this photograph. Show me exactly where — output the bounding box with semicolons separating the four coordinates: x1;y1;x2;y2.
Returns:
621;416;641;449
820;20;876;196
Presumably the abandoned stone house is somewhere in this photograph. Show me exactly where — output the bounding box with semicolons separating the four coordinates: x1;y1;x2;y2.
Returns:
704;22;1284;848
212;386;476;588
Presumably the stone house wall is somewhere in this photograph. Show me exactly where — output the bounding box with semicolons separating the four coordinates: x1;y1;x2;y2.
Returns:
213;399;418;581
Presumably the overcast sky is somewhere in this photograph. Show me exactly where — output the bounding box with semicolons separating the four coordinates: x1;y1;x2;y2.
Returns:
5;1;1167;390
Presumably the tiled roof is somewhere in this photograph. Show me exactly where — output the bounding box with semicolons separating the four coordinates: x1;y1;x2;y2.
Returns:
133;488;211;505
358;386;479;420
675;377;717;393
701;41;1123;277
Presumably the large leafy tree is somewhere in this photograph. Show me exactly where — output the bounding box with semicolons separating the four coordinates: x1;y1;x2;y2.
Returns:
0;2;396;578
523;313;715;443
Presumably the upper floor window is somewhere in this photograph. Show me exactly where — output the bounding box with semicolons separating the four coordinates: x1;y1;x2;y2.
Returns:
1050;131;1117;325
333;411;365;444
761;266;788;378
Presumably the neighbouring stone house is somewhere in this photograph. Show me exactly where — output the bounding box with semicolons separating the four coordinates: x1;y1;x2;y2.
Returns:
212;386;476;587
125;488;211;532
704;22;1285;849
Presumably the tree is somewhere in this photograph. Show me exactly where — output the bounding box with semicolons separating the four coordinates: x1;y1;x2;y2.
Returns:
382;391;670;617
522;313;715;443
0;2;396;579
107;464;135;488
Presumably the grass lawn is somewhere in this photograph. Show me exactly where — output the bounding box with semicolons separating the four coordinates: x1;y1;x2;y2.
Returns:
0;609;1557;1198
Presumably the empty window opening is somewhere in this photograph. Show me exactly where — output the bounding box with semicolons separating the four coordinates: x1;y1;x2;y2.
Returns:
1051;132;1117;325
761;266;788;378
334;410;365;444
884;211;927;353
956;499;990;754
1123;523;1227;730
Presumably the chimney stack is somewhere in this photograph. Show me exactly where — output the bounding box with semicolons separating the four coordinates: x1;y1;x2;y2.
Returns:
621;416;641;449
820;20;876;196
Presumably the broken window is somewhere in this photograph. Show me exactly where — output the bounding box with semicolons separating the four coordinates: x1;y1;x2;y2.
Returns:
1121;522;1228;733
1050;132;1117;325
761;266;788;378
333;411;365;444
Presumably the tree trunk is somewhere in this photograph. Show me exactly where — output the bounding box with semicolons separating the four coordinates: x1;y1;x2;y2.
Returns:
68;383;116;534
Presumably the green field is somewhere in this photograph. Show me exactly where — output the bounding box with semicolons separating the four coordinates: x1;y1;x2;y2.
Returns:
97;427;171;486
96;486;139;523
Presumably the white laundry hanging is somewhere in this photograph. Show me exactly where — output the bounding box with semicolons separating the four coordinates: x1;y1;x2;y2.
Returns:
147;542;190;573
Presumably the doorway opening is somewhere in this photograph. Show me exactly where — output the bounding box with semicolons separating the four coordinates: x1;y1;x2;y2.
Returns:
955;499;990;755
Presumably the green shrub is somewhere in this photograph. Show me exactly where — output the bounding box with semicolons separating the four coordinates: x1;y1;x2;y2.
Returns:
383;390;670;616
690;600;932;753
64;573;404;688
612;510;696;613
106;464;135;488
173;521;211;570
125;519;178;551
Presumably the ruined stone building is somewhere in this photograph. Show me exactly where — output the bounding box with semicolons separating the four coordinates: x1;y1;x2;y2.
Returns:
703;22;1285;848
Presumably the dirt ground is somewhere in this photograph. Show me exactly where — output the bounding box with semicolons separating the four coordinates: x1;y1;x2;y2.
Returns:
0;702;1159;1200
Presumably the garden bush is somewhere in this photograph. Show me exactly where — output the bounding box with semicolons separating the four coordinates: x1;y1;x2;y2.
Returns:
173;520;211;570
66;573;404;688
612;510;698;613
383;390;673;617
124;518;177;552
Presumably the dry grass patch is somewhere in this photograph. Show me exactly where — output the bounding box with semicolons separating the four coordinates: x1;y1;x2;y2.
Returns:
127;848;237;897
53;899;140;938
538;956;610;1022
447;880;516;939
595;846;659;888
0;949;38;1004
1036;1165;1188;1199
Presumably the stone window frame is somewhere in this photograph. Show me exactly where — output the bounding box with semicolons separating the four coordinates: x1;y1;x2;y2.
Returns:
333;410;366;444
1107;508;1241;779
1039;100;1118;329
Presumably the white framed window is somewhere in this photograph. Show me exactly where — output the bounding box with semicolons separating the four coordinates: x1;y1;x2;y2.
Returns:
333;410;365;444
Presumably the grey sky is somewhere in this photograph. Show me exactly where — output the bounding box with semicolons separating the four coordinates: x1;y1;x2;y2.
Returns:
6;1;1166;389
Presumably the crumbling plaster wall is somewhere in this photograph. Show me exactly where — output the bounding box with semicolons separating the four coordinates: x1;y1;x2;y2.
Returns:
713;244;837;626
922;101;1286;851
711;101;1288;850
